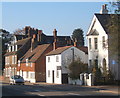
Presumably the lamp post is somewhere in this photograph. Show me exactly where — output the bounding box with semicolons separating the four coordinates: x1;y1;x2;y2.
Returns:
71;48;74;62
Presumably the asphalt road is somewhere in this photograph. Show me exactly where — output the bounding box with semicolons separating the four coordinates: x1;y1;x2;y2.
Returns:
1;81;119;98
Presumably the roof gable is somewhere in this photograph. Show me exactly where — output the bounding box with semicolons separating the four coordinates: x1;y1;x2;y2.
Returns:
20;44;51;62
46;46;72;56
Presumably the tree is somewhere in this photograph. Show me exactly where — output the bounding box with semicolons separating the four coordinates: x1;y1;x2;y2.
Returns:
68;59;88;80
72;28;84;46
0;29;11;74
107;0;120;80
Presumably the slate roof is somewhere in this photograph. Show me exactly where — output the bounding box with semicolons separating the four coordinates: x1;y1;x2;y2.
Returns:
15;35;28;41
20;44;51;63
4;37;31;56
77;46;88;54
95;14;120;34
46;46;72;56
15;37;31;45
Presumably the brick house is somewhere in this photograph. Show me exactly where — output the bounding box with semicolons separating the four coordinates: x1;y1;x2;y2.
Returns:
4;36;31;78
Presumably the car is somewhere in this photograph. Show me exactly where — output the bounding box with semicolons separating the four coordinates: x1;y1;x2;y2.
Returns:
9;75;25;85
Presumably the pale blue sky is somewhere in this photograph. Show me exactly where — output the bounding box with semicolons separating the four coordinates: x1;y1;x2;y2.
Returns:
2;2;109;45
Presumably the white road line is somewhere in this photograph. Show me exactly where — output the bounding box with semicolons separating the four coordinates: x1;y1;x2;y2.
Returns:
31;93;45;96
68;93;80;96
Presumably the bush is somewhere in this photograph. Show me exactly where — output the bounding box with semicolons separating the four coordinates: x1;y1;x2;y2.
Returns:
68;60;88;80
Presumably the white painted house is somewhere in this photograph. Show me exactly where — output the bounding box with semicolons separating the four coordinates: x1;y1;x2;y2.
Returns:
46;46;88;84
86;4;119;80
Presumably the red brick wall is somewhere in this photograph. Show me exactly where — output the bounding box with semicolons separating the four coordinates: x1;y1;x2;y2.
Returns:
17;63;35;71
35;44;53;82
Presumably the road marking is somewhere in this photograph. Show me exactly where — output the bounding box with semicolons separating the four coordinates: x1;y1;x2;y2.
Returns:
31;93;45;96
37;94;45;96
68;93;80;96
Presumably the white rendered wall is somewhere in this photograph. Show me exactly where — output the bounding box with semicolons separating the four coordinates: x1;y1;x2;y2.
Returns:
87;15;109;70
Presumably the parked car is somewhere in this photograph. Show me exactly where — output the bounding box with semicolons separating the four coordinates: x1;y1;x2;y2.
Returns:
9;75;24;85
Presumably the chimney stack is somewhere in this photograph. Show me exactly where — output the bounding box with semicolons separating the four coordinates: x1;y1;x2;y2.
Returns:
100;4;108;14
31;34;37;52
37;30;42;42
53;29;57;50
74;38;77;47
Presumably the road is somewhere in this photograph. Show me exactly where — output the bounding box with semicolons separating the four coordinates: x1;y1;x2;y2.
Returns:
1;81;119;98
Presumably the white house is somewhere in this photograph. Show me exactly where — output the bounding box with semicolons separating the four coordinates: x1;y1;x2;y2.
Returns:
86;4;119;80
46;46;88;84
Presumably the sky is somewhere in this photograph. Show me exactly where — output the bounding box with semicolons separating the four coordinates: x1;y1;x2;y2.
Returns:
1;1;110;45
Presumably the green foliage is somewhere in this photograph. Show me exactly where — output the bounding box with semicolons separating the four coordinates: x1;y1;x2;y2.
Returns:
68;59;88;80
72;28;84;46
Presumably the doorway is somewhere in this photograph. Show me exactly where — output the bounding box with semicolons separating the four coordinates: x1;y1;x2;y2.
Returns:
52;70;54;83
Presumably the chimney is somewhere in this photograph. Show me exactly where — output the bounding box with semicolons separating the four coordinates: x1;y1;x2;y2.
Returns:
100;4;108;14
53;29;57;50
74;38;77;47
31;34;37;52
24;26;29;35
53;29;57;39
37;30;42;42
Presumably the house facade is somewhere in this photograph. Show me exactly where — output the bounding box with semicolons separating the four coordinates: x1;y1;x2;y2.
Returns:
4;36;31;78
17;44;53;83
86;4;119;80
46;46;88;84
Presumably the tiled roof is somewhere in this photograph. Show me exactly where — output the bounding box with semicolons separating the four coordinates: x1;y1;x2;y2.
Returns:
20;44;51;63
4;51;17;56
15;37;31;45
76;46;88;54
46;46;72;56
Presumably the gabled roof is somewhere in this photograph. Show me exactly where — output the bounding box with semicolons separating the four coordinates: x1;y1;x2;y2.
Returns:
20;44;51;63
15;37;31;45
15;35;28;41
87;14;120;36
46;46;72;56
4;37;31;56
77;46;88;54
4;51;17;56
95;14;120;34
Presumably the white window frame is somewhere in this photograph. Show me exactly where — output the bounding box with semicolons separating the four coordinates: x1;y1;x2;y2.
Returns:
48;57;50;62
56;56;59;62
89;38;92;50
12;56;14;64
94;38;98;50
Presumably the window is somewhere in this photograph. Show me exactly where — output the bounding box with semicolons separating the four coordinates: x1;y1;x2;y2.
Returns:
14;55;17;64
48;70;50;77
26;71;29;78
12;45;14;52
26;58;28;66
89;38;91;49
12;56;14;64
48;57;50;62
56;56;59;62
56;70;59;78
30;73;35;79
94;38;98;49
102;36;105;48
89;60;92;66
15;45;17;51
18;60;20;66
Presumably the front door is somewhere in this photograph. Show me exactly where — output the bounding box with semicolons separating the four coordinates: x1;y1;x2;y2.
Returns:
52;70;54;83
